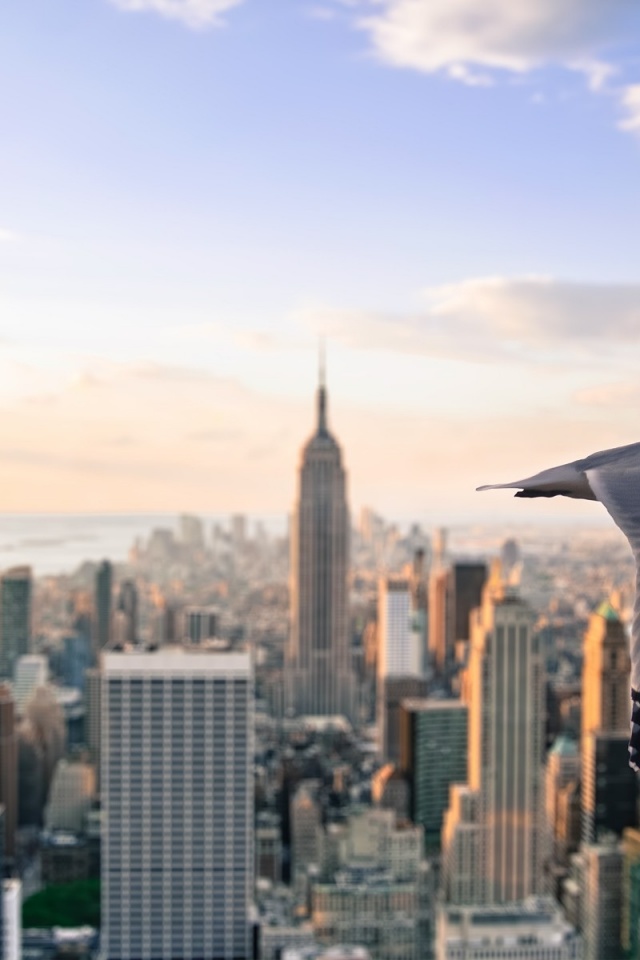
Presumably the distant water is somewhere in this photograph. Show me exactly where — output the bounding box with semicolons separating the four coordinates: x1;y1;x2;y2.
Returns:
0;514;288;577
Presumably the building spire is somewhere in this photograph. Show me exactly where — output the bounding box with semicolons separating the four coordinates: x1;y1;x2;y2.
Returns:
317;337;327;433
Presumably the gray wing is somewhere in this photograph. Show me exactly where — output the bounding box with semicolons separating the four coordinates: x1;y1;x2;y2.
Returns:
478;440;640;499
586;463;640;692
477;459;595;499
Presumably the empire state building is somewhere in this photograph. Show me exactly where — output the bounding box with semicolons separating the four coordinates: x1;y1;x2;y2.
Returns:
286;367;355;721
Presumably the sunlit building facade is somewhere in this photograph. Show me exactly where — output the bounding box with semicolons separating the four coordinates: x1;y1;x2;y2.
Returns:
443;568;544;903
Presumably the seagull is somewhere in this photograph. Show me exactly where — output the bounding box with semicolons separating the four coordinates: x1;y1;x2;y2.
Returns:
478;439;640;772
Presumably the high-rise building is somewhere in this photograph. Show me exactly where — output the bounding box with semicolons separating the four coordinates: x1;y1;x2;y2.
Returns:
116;580;138;645
0;806;3;952
85;667;101;777
443;570;544;904
377;577;423;758
428;567;452;673
544;735;579;863
0;686;17;865
580;600;636;847
184;607;218;645
13;654;48;713
45;758;96;833
2;878;20;960
442;785;482;905
451;562;487;646
409;549;429;674
377;578;421;679
286;366;354;720
94;559;113;652
581;839;624;960
622;827;640;960
290;781;322;880
0;567;32;680
400;698;468;853
101;648;253;960
581;600;630;740
582;731;638;843
378;676;428;764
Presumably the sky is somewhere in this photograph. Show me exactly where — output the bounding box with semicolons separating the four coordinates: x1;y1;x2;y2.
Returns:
2;0;640;522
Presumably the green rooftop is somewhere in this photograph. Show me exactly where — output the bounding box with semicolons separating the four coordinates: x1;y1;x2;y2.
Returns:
596;600;620;622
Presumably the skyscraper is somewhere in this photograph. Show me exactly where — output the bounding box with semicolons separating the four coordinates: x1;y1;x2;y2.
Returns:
428;567;452;673
400;698;468;853
287;364;354;720
452;562;487;647
443;568;544;903
0;685;17;865
377;578;421;679
94;560;113;652
0;805;4;951
377;577;424;758
581;600;630;740
581;839;624;960
581;601;637;843
116;579;138;645
468;580;543;902
101;647;253;960
0;567;32;680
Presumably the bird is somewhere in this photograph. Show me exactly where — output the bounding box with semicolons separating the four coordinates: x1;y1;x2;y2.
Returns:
477;439;640;772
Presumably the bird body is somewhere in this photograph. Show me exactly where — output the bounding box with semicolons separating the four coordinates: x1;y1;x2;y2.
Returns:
478;439;640;771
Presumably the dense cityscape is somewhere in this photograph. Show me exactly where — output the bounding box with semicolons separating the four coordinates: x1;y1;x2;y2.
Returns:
0;375;639;960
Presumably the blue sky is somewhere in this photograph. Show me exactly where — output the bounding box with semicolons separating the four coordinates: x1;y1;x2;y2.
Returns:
2;0;640;519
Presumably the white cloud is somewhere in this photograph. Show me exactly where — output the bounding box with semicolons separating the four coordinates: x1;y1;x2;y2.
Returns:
302;276;640;363
0;228;19;243
108;0;244;29
619;84;640;135
355;0;637;77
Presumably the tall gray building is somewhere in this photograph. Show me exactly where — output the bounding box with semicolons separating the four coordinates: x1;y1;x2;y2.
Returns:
101;648;253;960
0;567;32;680
287;368;355;720
94;560;113;652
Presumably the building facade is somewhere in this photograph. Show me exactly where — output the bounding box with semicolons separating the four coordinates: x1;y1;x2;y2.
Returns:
101;648;254;960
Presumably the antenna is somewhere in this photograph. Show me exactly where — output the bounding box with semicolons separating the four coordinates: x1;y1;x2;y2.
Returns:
317;337;327;432
319;336;326;389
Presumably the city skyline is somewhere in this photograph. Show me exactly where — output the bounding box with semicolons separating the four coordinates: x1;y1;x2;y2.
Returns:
2;2;640;515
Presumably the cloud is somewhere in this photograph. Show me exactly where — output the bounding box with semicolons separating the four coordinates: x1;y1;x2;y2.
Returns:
574;381;640;408
0;228;19;243
619;84;640;135
355;0;637;78
302;276;640;363
107;0;244;29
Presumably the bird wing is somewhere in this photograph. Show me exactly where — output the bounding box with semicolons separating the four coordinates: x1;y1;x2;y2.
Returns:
477;459;594;498
586;463;640;692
